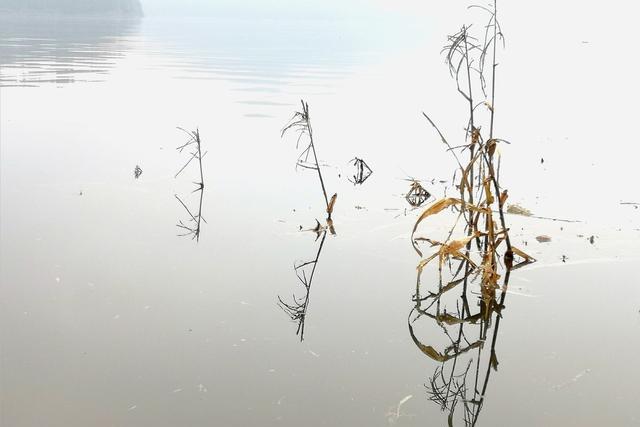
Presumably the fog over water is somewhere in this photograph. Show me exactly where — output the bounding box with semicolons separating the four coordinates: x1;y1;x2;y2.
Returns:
1;1;639;426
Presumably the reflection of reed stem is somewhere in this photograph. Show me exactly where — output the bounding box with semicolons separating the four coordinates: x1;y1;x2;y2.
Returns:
175;127;206;242
278;230;328;341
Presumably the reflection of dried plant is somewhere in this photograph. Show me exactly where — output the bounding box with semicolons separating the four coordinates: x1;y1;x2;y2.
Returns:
175;127;207;242
348;157;373;185
134;165;142;179
282;100;336;221
406;180;431;207
408;3;535;426
278;230;328;341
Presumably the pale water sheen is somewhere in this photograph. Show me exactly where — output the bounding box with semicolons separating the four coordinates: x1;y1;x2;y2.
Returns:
1;10;639;427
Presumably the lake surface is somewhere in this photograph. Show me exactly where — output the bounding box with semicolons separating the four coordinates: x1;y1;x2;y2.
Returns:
1;9;639;427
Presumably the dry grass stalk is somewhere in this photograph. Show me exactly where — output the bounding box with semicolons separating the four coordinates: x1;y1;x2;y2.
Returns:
282;99;337;222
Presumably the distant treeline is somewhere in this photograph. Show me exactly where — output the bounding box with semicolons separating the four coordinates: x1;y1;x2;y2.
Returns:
0;0;143;16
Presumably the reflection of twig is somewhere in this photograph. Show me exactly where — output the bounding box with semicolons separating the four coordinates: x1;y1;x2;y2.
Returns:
278;230;328;341
175;127;206;242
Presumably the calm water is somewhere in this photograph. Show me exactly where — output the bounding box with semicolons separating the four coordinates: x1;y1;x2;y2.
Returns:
1;11;639;427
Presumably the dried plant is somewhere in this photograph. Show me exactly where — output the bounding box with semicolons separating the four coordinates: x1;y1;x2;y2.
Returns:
348;157;373;185
279;100;339;341
282;100;337;223
405;179;431;207
408;3;535;425
174;127;207;242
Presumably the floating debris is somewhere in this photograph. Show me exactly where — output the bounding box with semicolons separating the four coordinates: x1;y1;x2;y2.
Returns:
348;157;373;185
588;235;595;244
386;394;413;424
552;368;591;390
620;202;639;209
134;165;142;179
536;235;552;243
405;180;431;207
507;203;532;216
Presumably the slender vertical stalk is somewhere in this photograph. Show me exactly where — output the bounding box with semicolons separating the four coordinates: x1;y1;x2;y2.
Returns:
303;102;330;211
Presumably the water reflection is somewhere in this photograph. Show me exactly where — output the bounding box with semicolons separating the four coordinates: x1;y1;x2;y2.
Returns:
278;226;329;341
0;16;140;87
409;257;533;425
278;100;337;341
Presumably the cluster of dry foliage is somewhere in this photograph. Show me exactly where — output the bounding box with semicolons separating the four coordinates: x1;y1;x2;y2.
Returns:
408;3;536;425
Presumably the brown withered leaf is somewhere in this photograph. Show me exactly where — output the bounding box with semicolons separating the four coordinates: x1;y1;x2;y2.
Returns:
490;350;499;371
326;193;337;216
471;126;481;144
504;249;514;270
411;198;487;256
417;252;439;273
535;235;552;243
511;246;535;262
487;138;497;157
484;179;495;205
416;232;481;272
409;318;484;362
499;189;508;207
414;237;444;247
408;321;448;362
326;218;336;235
436;312;464;325
440;232;481;261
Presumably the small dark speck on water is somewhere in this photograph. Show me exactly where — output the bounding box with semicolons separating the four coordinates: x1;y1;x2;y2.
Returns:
541;158;544;164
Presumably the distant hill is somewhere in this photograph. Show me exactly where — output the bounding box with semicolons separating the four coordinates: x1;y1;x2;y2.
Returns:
0;0;143;16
